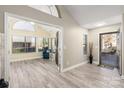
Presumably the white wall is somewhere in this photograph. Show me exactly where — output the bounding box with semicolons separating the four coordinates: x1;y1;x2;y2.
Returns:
88;24;120;64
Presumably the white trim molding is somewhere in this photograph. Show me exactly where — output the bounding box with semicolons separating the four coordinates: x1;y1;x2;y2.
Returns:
93;61;99;65
62;61;88;72
10;57;42;63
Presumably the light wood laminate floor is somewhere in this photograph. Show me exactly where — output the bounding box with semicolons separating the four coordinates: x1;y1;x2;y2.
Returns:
10;59;124;88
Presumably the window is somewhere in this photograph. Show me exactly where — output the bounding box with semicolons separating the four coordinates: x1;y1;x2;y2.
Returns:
83;34;88;55
48;38;56;51
28;5;60;18
12;36;26;53
43;38;49;48
101;33;118;52
38;37;56;52
26;37;36;52
48;5;59;17
38;37;49;52
13;21;35;32
38;38;43;52
51;38;57;53
12;36;36;53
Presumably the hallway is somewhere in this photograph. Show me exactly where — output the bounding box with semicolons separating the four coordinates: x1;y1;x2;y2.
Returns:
10;59;124;88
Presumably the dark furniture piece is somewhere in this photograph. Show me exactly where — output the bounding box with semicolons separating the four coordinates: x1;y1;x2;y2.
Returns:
0;79;9;88
43;47;49;59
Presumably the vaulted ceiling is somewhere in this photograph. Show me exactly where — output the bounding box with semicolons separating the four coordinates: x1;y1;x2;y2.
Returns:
64;5;124;29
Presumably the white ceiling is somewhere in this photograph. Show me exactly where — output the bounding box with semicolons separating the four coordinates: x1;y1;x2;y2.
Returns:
64;5;124;29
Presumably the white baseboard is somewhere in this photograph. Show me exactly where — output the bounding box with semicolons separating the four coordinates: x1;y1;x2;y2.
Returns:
93;61;99;65
11;56;42;62
62;61;88;72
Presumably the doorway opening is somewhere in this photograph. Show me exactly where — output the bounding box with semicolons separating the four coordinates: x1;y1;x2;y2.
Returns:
4;13;63;84
99;31;121;70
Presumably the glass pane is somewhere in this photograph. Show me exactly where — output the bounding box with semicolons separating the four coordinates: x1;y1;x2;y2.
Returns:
49;5;59;17
13;21;35;32
26;37;36;52
48;38;52;50
83;34;87;55
101;33;117;53
28;5;59;17
50;38;56;53
43;38;49;48
12;36;26;53
38;38;43;52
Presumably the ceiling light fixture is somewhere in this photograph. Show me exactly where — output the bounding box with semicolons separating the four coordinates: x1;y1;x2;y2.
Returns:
95;22;106;27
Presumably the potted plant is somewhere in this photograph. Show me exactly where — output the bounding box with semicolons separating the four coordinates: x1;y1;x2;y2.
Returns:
89;42;93;64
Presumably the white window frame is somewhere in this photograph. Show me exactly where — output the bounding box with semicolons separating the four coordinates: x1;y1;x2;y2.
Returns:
4;12;64;82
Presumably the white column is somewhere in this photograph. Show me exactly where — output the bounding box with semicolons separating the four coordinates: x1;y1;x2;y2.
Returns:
0;13;5;80
121;14;124;78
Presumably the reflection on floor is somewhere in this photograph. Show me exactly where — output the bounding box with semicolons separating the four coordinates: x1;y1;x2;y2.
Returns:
10;59;124;88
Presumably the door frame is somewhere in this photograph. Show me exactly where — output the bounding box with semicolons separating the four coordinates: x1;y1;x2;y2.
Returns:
4;12;64;81
99;31;120;67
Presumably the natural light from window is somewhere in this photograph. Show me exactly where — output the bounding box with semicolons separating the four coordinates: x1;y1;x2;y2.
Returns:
28;5;59;17
13;21;35;32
